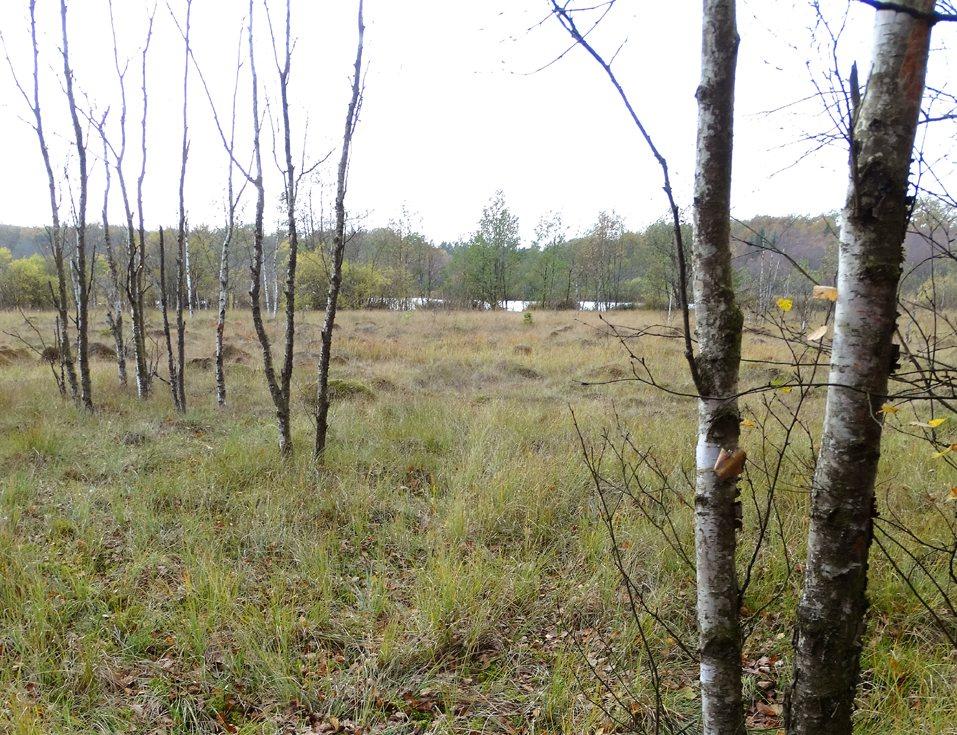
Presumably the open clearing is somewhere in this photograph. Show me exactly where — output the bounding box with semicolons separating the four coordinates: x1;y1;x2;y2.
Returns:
0;309;953;734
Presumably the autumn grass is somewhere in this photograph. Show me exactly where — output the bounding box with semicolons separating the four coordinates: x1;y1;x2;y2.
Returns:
0;308;953;734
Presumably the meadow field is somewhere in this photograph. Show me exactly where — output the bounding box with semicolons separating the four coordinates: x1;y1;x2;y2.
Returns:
0;308;953;734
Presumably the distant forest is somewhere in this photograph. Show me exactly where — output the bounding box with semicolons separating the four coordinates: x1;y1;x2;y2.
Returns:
1;193;953;311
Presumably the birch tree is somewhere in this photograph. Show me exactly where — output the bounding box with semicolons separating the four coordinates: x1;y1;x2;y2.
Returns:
550;2;747;732
690;2;744;733
173;0;193;412
97;115;127;387
788;2;938;733
5;0;80;401
60;0;93;411
315;0;365;460
102;1;155;399
263;0;311;452
133;16;154;399
215;33;245;408
158;227;183;411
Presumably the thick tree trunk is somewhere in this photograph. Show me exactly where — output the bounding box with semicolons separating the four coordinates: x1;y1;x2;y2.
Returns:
315;0;365;460
691;2;744;734
787;3;935;734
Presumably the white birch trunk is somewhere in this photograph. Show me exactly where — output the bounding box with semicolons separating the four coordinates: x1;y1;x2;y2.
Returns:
787;3;935;733
691;2;744;734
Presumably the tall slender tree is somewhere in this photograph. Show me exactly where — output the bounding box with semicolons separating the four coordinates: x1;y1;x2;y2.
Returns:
9;0;79;401
261;0;306;452
98;116;128;387
215;30;245;408
690;2;744;734
133;9;154;399
788;3;937;734
173;0;193;412
158;227;183;412
315;0;365;460
60;0;93;411
103;0;154;399
243;0;294;454
549;3;747;732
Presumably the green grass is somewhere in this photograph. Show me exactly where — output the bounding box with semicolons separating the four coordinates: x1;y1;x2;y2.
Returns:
0;308;953;734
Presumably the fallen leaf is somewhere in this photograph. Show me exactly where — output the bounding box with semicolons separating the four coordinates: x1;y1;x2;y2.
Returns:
928;417;948;428
880;404;900;415
812;285;838;301
741;418;756;429
756;701;783;717
948;487;957;502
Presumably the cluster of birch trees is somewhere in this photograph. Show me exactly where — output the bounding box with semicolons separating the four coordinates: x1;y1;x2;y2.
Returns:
558;0;953;733
6;0;365;460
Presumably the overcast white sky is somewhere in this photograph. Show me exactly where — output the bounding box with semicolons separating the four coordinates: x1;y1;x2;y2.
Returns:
0;0;953;244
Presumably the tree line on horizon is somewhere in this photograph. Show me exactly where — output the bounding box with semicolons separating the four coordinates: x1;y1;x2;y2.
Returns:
3;196;954;313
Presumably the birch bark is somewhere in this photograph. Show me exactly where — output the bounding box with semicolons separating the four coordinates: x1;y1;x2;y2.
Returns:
788;3;936;733
244;0;290;455
60;0;92;411
691;2;745;733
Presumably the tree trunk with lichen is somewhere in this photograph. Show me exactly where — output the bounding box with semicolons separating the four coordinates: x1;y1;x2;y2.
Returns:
691;2;745;734
787;3;935;734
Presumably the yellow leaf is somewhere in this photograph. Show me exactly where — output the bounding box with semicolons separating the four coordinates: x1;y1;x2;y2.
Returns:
741;418;756;429
776;297;793;313
806;325;828;342
813;285;838;302
928;418;948;428
880;404;899;415
948;487;957;501
932;447;952;458
778;386;793;394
